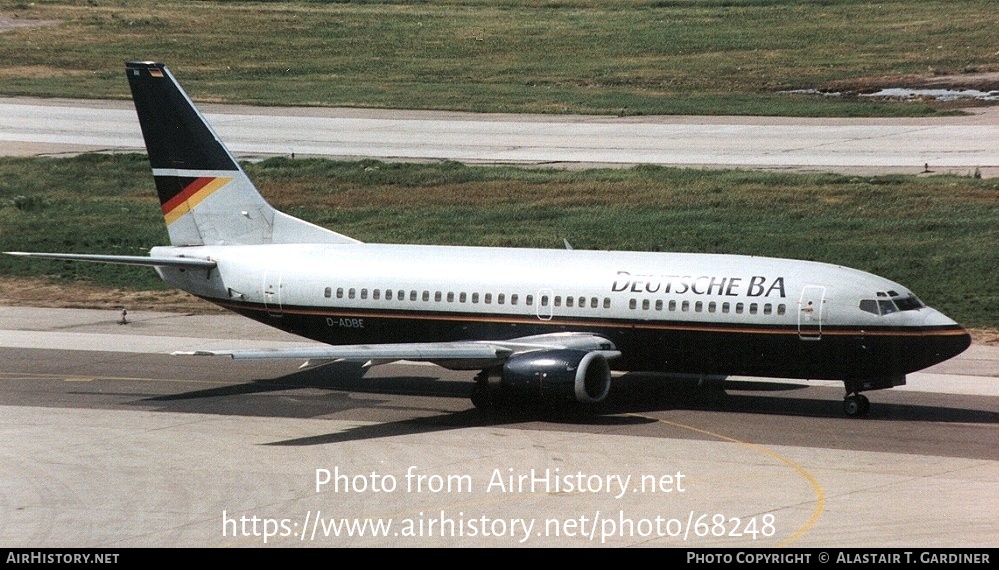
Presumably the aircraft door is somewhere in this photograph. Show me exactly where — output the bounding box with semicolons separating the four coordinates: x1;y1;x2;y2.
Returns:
798;285;825;340
263;270;283;316
536;288;553;321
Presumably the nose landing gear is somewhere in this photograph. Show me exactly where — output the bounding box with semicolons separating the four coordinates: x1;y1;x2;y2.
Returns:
843;393;870;418
841;376;904;418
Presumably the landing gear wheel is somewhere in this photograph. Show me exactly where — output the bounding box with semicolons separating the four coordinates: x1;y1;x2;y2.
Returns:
843;394;870;418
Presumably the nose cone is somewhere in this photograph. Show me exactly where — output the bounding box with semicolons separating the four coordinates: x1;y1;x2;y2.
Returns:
929;326;972;363
912;309;972;371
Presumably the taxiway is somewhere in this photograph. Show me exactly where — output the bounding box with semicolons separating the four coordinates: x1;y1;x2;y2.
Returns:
1;97;997;177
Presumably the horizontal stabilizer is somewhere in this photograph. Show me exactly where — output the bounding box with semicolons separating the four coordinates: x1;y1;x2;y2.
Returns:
4;252;217;269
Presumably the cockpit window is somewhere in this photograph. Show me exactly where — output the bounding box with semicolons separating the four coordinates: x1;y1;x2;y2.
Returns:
859;299;879;315
893;294;925;311
860;292;925;316
878;299;898;315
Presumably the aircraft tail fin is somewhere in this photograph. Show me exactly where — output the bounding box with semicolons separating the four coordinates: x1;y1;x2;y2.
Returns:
125;61;359;247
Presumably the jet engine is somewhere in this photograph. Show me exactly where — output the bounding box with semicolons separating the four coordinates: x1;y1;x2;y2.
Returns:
472;349;613;408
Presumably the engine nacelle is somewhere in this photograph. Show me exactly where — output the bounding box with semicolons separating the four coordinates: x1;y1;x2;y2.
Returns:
498;349;612;404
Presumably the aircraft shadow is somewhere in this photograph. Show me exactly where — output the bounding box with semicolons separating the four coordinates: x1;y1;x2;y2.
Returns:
139;362;470;419
134;364;998;445
263;399;656;446
134;362;653;444
598;373;999;424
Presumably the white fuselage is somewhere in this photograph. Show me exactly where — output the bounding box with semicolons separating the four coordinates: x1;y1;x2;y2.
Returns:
151;242;967;382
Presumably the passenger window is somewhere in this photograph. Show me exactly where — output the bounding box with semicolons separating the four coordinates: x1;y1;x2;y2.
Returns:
695;301;703;312
348;288;356;300
708;301;716;313
497;293;505;304
777;304;786;316
603;298;610;309
410;291;417;301
372;289;380;300
422;291;430;302
749;303;758;315
360;288;368;300
447;292;455;303
435;291;442;302
512;294;519;305
324;287;332;298
655;300;663;311
472;293;479;303
629;299;637;310
763;304;772;315
385;290;393;301
642;299;650;310
591;298;598;309
682;301;690;312
337;288;344;299
566;296;574;308
669;300;677;311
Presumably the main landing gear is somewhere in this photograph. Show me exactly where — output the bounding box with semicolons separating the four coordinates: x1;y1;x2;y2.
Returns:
470;381;497;411
842;393;870;418
470;369;505;411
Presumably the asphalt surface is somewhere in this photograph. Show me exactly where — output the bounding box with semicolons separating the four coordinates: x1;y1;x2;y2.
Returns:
0;306;996;548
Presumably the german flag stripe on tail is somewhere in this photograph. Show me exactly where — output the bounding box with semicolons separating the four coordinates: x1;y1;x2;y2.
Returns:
158;176;233;225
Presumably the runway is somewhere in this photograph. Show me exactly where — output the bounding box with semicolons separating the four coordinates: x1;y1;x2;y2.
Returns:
1;97;997;177
0;306;996;547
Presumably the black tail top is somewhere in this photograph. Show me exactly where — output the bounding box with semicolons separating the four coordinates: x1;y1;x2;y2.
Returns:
126;62;238;172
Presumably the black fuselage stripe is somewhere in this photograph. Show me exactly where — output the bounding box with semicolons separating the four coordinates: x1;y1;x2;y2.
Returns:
211;298;966;339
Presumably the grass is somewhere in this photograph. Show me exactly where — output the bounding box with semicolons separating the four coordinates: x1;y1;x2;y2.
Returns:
0;0;996;116
1;154;996;329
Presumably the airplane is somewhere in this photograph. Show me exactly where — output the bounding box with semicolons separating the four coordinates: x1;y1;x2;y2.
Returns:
6;62;972;418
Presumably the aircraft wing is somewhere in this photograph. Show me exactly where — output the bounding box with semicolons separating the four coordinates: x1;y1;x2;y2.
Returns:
173;332;620;369
175;342;514;362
